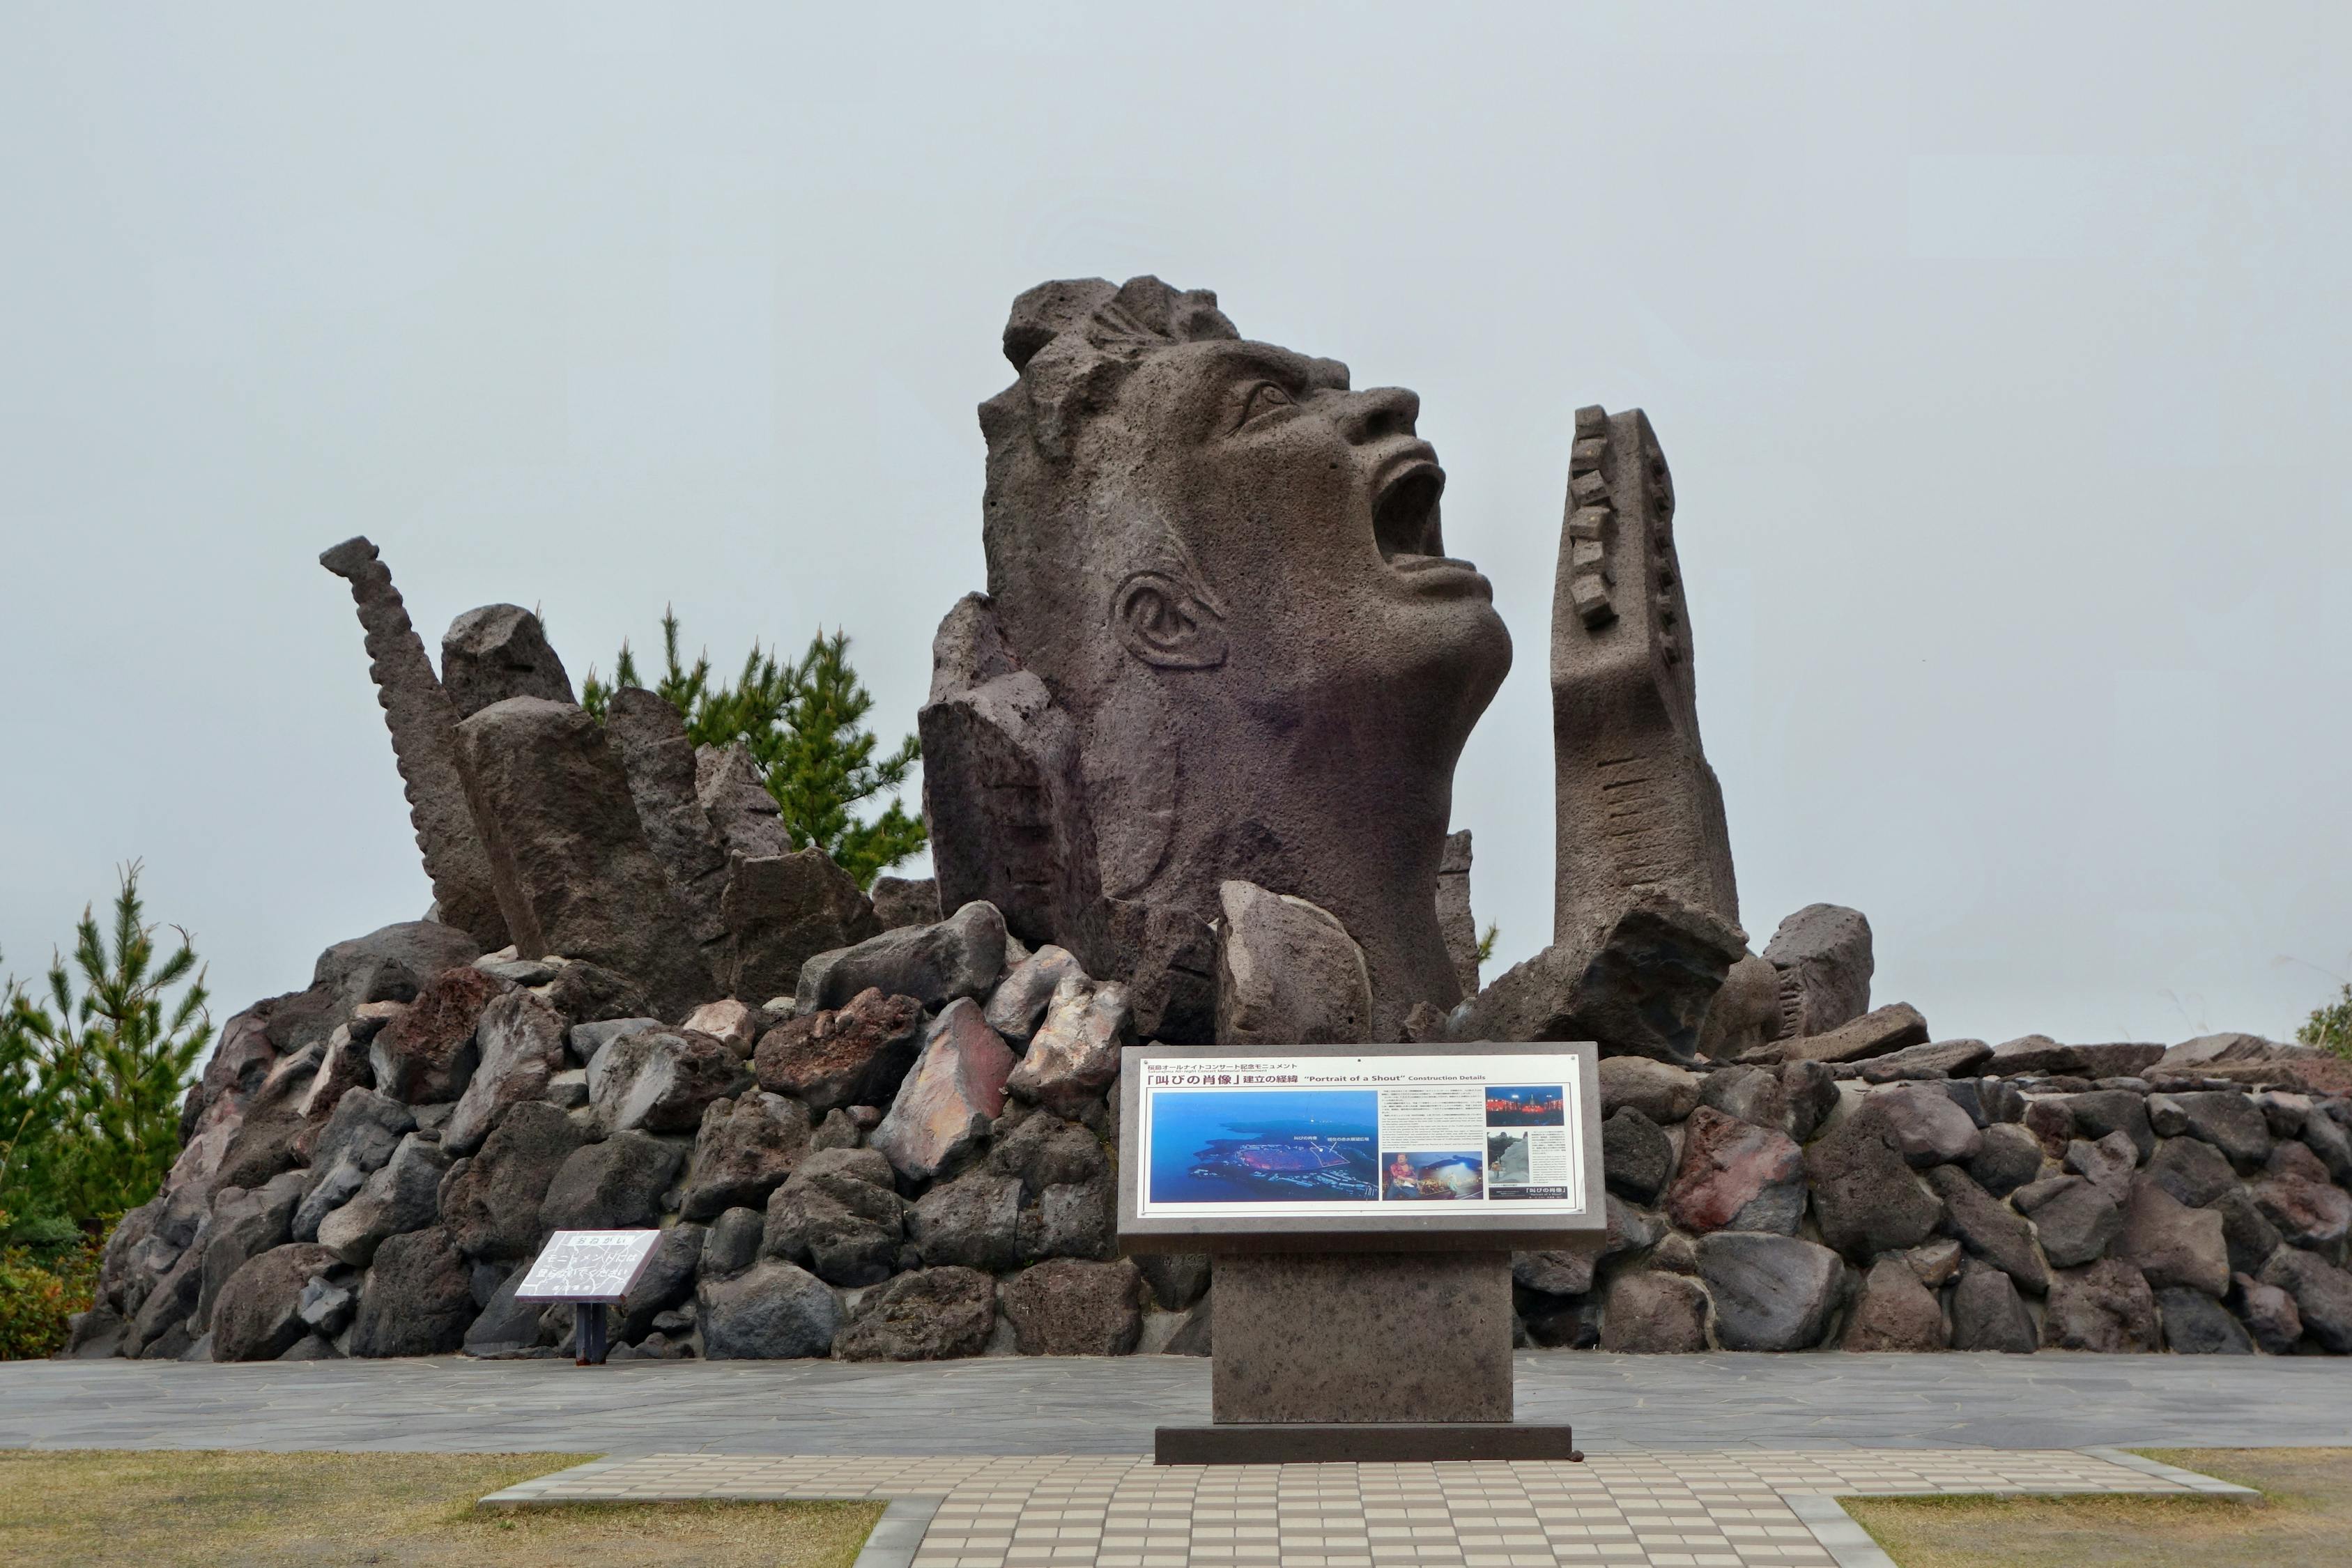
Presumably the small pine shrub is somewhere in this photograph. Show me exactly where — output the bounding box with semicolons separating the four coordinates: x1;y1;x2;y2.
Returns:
583;611;924;887
2300;982;2352;1061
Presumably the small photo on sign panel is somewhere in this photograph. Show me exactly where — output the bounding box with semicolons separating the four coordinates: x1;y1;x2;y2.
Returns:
1381;1149;1485;1200
1485;1085;1567;1128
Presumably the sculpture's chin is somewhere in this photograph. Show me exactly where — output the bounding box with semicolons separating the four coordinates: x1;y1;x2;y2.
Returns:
1374;588;1513;731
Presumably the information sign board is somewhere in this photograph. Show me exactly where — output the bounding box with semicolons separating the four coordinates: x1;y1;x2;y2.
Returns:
1116;1043;1605;1252
513;1229;664;1303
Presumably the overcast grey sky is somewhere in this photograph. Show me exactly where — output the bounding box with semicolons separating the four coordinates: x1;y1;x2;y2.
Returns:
3;3;2346;1050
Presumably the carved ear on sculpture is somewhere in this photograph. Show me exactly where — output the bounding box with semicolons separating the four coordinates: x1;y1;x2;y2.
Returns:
1112;569;1228;670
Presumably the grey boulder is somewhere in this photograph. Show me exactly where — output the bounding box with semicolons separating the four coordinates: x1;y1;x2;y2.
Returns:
699;1207;766;1280
983;946;1086;1045
316;1134;452;1266
679;1091;812;1222
443;990;569;1156
832;1267;997;1362
1965;1123;2045;1199
1598;1270;1710;1353
2116;1178;2230;1297
2148;1091;2273;1171
1806;1107;1946;1262
1006;974;1134;1116
538;1131;684;1233
211;1243;340;1362
764;1147;907;1286
698;1259;841;1359
2259;1248;2352;1353
2040;1258;2158;1352
439;1100;593;1262
909;1168;1022;1273
2156;1286;2252;1354
348;1226;475;1357
440;604;573;718
1213;879;1373;1047
2144;1135;2237;1208
1863;1083;1983;1168
1696;1232;1843;1351
592;1028;752;1135
1597;1056;1702;1123
1601;1106;1672;1201
999;1258;1144;1356
795;900;1007;1015
2014;1176;2119;1270
293;1088;416;1242
1949;1259;2036;1353
1842;1256;1946;1351
1926;1165;2049;1294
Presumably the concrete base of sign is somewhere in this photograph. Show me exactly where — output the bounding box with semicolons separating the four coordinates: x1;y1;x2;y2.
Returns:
1210;1251;1514;1424
1156;1422;1581;1465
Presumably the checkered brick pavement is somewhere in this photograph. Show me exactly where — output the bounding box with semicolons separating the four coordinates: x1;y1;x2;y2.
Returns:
479;1447;2250;1567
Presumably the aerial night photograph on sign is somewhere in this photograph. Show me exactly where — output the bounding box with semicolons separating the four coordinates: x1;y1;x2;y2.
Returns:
1146;1089;1381;1206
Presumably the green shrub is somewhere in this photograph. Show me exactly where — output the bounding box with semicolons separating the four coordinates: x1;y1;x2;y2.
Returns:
583;611;925;888
2301;983;2352;1061
0;1215;100;1360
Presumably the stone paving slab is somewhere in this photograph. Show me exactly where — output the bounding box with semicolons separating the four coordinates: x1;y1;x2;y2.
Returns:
3;1353;2347;1455
477;1450;2256;1568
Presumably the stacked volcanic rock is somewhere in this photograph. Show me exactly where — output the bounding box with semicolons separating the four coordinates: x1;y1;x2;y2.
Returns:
1512;1032;2352;1355
69;863;2351;1362
68;898;1201;1365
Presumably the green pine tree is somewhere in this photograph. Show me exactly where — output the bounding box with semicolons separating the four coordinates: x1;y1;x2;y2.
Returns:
584;610;925;889
0;865;213;1235
769;631;926;887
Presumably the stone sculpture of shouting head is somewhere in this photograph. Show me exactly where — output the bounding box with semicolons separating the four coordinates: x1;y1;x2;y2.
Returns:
947;276;1511;1038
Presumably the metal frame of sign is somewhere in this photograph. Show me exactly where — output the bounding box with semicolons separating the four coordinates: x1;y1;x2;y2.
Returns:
1116;1041;1607;1254
513;1229;666;1303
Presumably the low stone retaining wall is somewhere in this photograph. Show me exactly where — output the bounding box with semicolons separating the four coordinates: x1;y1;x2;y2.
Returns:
1520;1046;2351;1354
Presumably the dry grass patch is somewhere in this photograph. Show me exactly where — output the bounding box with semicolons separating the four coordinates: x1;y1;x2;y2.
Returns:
0;1449;881;1567
1845;1447;2352;1568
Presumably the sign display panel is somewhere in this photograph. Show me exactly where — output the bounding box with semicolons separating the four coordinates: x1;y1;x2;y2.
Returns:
1119;1043;1604;1248
513;1229;663;1303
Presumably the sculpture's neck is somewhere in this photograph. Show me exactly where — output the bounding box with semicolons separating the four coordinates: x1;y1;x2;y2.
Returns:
1158;702;1467;1038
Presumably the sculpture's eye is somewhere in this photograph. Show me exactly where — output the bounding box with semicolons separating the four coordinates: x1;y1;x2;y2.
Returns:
1239;381;1293;426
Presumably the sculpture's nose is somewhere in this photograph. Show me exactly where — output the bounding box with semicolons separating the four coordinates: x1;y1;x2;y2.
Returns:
1338;387;1420;445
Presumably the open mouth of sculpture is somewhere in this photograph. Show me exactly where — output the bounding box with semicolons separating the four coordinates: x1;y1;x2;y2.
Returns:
1373;455;1483;587
1373;459;1447;565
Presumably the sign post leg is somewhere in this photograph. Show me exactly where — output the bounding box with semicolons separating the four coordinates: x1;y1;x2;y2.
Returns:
574;1301;609;1366
1155;1250;1582;1463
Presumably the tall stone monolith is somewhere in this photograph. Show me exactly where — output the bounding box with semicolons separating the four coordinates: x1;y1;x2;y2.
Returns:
318;537;507;948
1551;403;1738;943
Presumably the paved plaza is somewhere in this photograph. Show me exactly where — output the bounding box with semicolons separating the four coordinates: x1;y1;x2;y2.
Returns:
477;1448;2252;1568
5;1353;2335;1566
3;1351;2346;1455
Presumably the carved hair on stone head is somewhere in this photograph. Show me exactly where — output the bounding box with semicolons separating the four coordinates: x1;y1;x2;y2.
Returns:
983;275;1239;461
